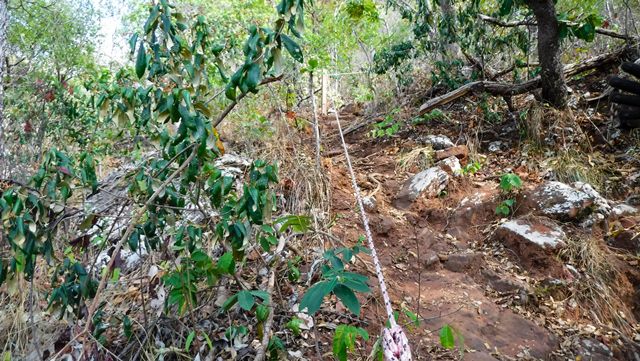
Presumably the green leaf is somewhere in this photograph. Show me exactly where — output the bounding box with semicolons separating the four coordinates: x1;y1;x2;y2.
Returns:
440;325;455;349
237;290;255;311
299;279;336;315
135;41;147;79
245;62;262;91
334;284;361;316
281;34;303;63
256;304;269;322
185;330;196;351
217;251;235;274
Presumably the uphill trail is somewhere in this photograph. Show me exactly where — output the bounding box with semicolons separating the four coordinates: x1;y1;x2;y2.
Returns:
311;105;636;360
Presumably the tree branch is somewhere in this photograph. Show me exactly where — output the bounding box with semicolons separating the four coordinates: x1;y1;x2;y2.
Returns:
478;14;634;40
213;75;284;127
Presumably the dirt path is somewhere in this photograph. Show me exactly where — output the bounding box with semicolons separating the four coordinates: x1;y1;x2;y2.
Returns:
317;110;595;360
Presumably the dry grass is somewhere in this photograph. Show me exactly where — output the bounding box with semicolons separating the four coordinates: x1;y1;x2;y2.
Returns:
395;146;434;174
542;148;619;196
559;236;635;333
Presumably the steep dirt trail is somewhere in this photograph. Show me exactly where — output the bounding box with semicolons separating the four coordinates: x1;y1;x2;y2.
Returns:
318;110;560;360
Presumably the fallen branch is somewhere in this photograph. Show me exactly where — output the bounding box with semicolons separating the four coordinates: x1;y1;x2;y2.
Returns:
418;46;627;114
478;14;634;40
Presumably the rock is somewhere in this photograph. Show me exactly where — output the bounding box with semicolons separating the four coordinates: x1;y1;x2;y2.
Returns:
494;218;566;277
214;153;251;177
525;181;595;220
497;218;566;249
481;269;528;293
423;250;440;269
488;141;503;153
375;215;395;236
573;338;614;360
572;182;611;216
608;216;640;252
362;196;377;213
394;167;449;208
611;203;639;219
443;252;482;273
437;156;461;175
422;134;454;150
435;145;468;161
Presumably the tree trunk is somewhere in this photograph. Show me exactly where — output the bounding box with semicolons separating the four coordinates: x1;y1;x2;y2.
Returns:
0;0;7;178
525;0;567;108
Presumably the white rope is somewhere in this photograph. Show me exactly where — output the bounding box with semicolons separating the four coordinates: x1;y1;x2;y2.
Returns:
330;103;412;361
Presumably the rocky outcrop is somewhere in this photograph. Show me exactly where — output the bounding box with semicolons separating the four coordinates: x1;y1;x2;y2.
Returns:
395;167;449;208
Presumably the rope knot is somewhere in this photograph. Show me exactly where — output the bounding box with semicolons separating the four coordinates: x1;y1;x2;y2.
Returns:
382;326;412;361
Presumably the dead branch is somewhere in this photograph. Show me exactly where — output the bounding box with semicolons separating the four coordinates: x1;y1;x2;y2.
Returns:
478;14;634;40
419;46;627;114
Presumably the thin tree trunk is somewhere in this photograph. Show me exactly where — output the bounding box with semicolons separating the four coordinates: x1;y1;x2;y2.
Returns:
0;0;8;177
525;0;567;108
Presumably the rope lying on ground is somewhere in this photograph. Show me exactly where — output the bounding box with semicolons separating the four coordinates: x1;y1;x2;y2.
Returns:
330;103;412;361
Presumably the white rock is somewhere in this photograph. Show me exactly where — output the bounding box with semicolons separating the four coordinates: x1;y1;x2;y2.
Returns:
498;219;566;249
422;134;454;150
437;156;461;176
395;167;449;207
362;195;377;212
488;141;503;153
530;181;594;220
611;203;639;219
572;182;611;216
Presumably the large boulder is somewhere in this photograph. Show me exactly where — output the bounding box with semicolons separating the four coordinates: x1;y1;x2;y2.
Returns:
394;167;449;208
523;181;595;221
494;218;567;277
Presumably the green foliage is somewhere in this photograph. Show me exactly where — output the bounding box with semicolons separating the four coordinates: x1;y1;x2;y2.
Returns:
412;109;446;125
495;173;522;216
333;324;369;361
439;324;464;355
370;112;401;138
299;242;370;316
462;160;483;175
499;173;523;193
286;317;304;336
48;259;98;319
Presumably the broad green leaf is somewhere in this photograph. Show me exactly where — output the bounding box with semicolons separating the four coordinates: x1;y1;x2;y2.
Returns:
237;290;255;311
333;284;361;316
281;34;303;63
185;330;196;351
440;325;455;349
299;279;336;314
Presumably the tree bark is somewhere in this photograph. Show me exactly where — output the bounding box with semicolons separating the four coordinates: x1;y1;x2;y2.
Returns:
0;0;7;176
525;0;567;108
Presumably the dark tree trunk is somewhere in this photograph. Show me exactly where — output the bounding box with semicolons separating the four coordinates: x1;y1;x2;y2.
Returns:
525;0;567;108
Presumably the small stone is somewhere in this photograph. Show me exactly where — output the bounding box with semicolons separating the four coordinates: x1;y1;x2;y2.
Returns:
443;252;482;273
488;141;503;153
362;196;377;213
437;156;461;175
435;145;468;161
611;203;639;219
423;250;440;269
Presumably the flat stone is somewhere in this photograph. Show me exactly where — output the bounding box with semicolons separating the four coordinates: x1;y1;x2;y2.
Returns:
573;182;611;216
573;338;614;360
435;145;468;161
394;167;449;208
437;156;461;175
525;181;595;220
498;219;566;249
611;203;639;219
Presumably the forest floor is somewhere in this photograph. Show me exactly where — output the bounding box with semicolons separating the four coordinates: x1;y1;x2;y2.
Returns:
300;75;640;360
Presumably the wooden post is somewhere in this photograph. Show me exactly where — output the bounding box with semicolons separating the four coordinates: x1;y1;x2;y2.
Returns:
321;70;329;116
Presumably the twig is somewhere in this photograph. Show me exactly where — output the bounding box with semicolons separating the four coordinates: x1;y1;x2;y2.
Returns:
309;72;322;170
213;76;283;127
